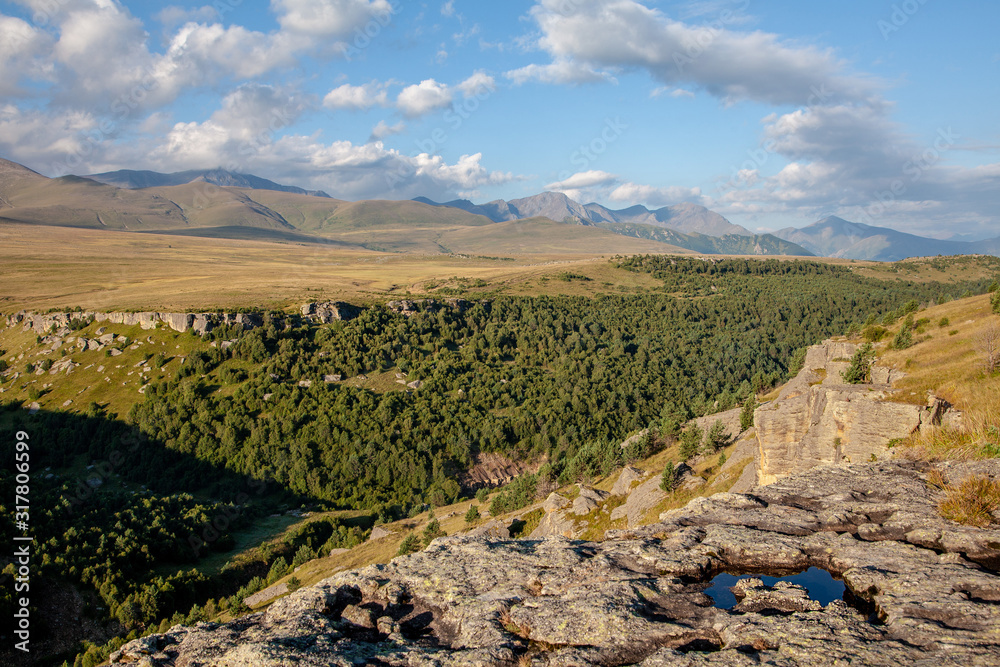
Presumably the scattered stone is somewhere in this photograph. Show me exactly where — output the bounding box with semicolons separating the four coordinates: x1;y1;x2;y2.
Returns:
368;526;393;541
243;583;289;608
611;466;645;496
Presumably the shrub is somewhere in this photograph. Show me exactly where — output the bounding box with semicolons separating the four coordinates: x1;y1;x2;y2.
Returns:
678;424;702;460
704;419;732;452
421;516;445;547
475;488;490;504
660;462;678;492
464;504;480;524
939;475;1000;528
862;325;887;343
938;317;950;328
396;533;421;557
891;315;914;350
739;395;757;432
842;343;876;384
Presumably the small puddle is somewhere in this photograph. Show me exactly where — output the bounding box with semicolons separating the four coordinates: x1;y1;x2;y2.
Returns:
704;566;845;610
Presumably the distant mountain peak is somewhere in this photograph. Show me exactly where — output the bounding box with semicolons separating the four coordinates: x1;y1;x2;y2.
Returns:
84;168;332;198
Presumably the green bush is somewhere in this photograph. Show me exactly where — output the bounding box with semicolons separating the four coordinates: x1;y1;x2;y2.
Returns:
842;343;876;384
396;533;421;557
464;504;481;524
660;462;677;492
739;395;757;431
678;424;702;459
891;315;914;350
704;419;732;452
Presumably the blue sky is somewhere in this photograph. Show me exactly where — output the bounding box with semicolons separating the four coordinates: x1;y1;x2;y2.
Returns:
1;0;997;236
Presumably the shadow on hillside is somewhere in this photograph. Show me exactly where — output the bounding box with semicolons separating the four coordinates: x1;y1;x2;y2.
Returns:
0;403;309;665
138;225;358;246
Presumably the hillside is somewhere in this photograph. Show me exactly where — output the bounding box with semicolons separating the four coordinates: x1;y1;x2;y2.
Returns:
85;167;332;198
97;291;1000;666
4;262;1000;665
775;215;1000;261
599;221;812;256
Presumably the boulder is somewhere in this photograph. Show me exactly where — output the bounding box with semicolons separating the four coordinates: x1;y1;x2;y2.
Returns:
571;486;610;515
368;526;393;541
468;519;512;539
611;466;645;496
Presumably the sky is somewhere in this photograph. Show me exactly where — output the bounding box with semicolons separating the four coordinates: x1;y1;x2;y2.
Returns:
0;0;998;237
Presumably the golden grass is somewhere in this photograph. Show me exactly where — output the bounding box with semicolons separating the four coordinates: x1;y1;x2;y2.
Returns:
939;475;1000;528
877;295;1000;419
0;222;675;312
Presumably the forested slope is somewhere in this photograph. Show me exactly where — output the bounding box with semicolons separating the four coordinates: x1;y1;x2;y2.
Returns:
0;256;995;664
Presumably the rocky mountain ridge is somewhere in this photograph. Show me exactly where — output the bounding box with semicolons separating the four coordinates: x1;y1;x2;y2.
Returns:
110;460;1000;666
416;192;752;237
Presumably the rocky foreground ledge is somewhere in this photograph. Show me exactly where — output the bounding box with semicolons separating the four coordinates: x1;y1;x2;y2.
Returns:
112;461;1000;666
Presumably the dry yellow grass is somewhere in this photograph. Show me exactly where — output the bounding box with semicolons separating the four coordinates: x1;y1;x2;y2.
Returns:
939;475;1000;527
0;222;664;312
878;295;1000;418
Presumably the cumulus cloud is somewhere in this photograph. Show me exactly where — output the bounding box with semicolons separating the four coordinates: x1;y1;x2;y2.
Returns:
323;81;392;110
370;120;406;141
0;15;55;97
272;0;396;38
457;71;496;97
397;79;453;117
610;183;705;207
512;0;874;105
546;170;618;190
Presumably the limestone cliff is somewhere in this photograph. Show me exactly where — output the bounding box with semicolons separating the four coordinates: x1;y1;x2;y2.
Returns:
110;461;1000;666
753;340;957;486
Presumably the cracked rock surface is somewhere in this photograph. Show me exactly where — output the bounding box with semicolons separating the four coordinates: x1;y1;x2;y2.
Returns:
111;461;1000;666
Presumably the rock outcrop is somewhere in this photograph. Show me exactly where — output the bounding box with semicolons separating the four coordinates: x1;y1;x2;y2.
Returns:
753;340;958;486
5;309;268;336
111;460;1000;666
300;301;361;323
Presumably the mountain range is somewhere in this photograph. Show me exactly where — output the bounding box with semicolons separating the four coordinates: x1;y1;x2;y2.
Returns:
85;168;332;198
773;216;1000;262
1;159;997;260
414;191;752;236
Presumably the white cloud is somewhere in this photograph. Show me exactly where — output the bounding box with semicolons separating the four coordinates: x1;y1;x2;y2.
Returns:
396;79;453;117
546;170;618;190
457;71;496;96
272;0;396;38
370;120;406;140
0;16;55;97
515;0;875;105
441;1;455;18
506;59;614;86
156;5;220;28
323;81;392;110
610;183;705;207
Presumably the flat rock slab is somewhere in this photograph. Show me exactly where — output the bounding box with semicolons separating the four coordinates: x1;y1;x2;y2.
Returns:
112;461;1000;666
